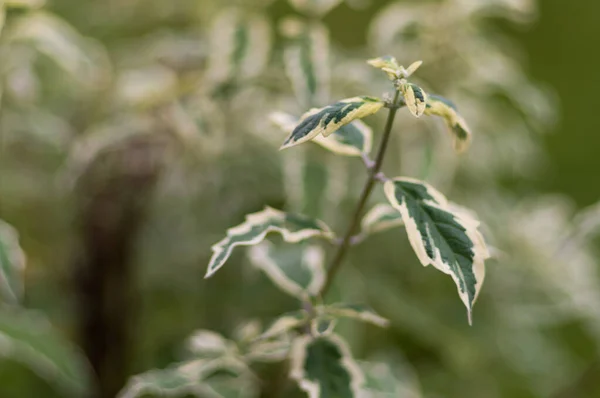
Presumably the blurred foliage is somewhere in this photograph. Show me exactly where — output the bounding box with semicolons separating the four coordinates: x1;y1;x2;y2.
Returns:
0;0;599;397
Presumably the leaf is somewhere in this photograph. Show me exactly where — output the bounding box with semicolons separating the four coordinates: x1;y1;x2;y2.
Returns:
360;203;404;237
367;57;422;81
205;207;332;278
384;178;489;324
0;309;93;397
280;97;384;150
288;0;342;16
244;338;291;363
400;83;427;118
281;18;330;108
260;311;308;339
206;8;271;85
247;242;325;299
187;330;236;358
367;55;400;80
424;94;473;152
290;334;364;398
320;304;390;328
118;357;253;398
271;112;372;156
9;12;108;88
0;220;26;304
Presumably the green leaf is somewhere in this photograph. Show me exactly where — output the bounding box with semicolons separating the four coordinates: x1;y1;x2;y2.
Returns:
319;304;389;328
281;18;330;108
288;0;342;16
384;178;489;324
360;203;404;237
205;207;332;278
290;334;364;398
118;358;253;398
0;220;25;304
0;309;93;397
425;94;473;152
271;112;373;156
248;242;325;299
206;8;271;85
400;83;427;118
280;97;384;150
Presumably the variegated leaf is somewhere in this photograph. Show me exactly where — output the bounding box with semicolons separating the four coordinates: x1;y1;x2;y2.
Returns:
0;310;93;396
118;358;254;398
367;55;400;80
384;178;489;324
310;317;337;336
281;18;329;108
206;8;271;85
368;57;422;81
280;97;384;150
425;94;472;152
360;204;404;237
10;12;107;88
260;311;308;339
288;0;342;16
271;111;372;156
290;334;364;398
247;242;325;299
205;207;332;278
187;330;235;358
319;304;389;328
0;220;25;304
244;336;291;363
400;83;427;118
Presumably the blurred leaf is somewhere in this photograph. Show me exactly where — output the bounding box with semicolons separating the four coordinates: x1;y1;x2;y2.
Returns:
288;0;342;16
247;242;325;299
384;178;489;324
360;359;422;398
206;7;271;87
8;11;108;88
359;203;404;239
0;309;93;397
187;330;236;359
118;358;254;398
280;18;330;108
0;219;25;304
280;97;383;150
319;303;389;328
425;94;472;153
290;334;364;398
205;207;333;278
260;310;308;339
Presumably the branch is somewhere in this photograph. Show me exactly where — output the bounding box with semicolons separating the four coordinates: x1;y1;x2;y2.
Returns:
318;89;402;297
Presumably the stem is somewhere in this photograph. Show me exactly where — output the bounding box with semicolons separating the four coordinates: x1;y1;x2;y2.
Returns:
319;89;402;297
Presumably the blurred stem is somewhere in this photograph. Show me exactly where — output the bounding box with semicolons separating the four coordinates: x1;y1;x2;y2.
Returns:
319;89;402;297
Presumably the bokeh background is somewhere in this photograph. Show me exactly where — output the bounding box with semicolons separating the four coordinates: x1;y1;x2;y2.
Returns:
1;0;599;397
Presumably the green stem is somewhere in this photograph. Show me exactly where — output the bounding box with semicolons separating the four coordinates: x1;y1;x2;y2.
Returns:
319;89;402;297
